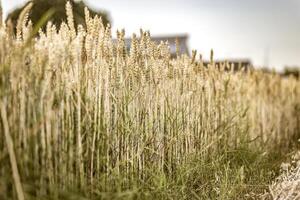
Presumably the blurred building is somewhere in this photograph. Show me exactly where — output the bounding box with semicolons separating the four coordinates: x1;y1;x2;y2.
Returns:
123;34;189;57
120;34;253;71
203;59;253;71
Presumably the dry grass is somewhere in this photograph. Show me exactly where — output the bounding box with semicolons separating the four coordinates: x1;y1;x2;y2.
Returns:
0;2;299;199
258;151;300;200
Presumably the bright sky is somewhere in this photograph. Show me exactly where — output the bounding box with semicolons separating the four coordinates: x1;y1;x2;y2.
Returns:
2;0;300;70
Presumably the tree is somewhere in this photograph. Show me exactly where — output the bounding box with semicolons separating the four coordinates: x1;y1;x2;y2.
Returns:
6;0;110;33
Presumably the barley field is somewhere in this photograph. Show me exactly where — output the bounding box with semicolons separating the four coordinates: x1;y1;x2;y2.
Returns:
0;2;300;200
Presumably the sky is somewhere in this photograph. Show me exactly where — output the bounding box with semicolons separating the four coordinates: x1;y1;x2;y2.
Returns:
2;0;300;70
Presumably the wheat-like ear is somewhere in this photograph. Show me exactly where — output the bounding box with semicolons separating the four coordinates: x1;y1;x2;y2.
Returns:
66;1;76;38
16;2;33;41
84;7;92;33
191;50;197;64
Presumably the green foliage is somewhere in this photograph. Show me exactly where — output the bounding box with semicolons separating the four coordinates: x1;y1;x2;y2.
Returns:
282;67;300;78
6;0;110;33
0;142;286;200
